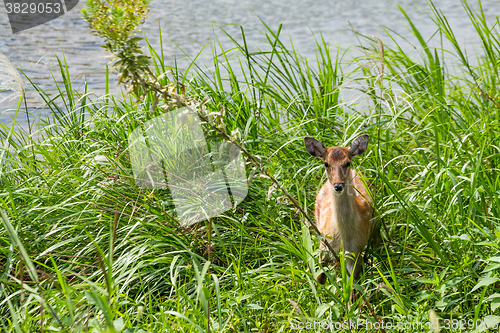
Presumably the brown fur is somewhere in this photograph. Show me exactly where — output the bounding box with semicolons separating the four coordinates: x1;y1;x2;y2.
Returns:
305;135;374;283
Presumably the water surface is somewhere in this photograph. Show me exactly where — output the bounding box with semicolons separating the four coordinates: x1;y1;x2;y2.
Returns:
0;0;497;128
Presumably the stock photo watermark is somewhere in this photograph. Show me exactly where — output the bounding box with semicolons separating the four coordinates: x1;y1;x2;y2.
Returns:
289;317;500;331
3;0;79;33
128;107;248;226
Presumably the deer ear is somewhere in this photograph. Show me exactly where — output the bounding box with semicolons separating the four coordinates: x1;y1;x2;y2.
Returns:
348;134;369;157
304;137;326;158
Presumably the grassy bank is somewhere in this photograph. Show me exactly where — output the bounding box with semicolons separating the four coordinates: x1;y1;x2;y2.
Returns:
1;0;500;331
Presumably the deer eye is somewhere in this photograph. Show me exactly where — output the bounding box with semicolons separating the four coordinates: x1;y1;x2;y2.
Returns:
324;162;329;168
345;161;351;168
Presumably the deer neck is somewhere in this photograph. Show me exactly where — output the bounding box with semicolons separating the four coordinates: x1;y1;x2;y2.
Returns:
328;179;359;232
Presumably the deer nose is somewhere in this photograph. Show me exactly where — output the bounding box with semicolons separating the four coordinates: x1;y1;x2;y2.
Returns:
334;183;344;192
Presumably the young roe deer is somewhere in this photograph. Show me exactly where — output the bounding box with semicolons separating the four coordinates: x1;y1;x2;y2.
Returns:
304;134;374;283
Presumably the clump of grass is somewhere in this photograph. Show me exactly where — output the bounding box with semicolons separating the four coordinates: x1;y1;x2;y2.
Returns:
1;0;500;331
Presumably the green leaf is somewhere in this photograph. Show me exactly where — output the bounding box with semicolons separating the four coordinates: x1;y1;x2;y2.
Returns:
244;304;264;310
483;262;500;273
485;293;500;311
0;210;38;283
113;318;124;332
487;257;500;262
315;303;330;318
471;276;499;293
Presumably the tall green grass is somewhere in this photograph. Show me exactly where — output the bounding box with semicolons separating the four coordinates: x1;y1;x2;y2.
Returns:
1;0;500;331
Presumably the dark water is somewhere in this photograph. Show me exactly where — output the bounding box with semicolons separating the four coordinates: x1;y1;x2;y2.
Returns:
0;0;498;128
